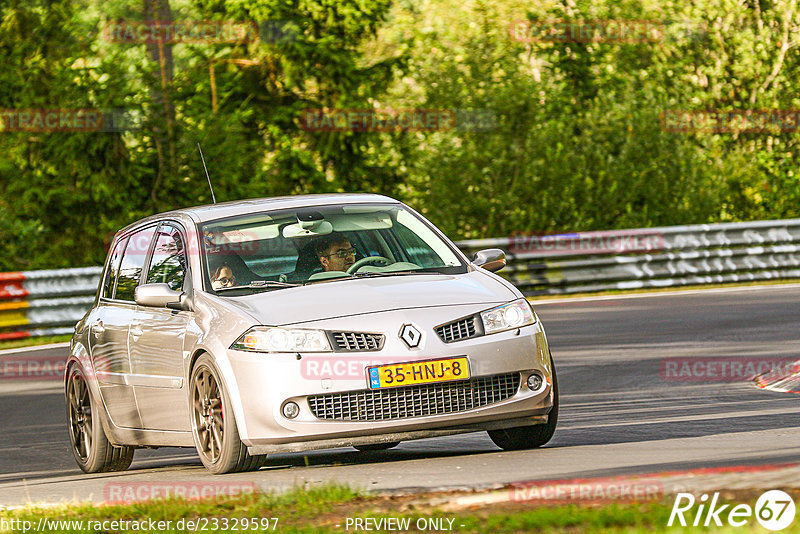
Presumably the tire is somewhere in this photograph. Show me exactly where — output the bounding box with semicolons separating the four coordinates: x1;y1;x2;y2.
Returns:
190;354;267;474
354;442;400;452
66;364;134;473
488;356;559;451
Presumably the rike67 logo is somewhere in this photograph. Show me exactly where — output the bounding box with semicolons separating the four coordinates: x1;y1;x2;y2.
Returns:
668;490;796;530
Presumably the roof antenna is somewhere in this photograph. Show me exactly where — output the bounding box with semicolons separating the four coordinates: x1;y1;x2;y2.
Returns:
197;143;217;204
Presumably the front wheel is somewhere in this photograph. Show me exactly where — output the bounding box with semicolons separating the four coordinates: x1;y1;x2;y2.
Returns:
488;358;559;451
66;364;134;473
190;354;267;474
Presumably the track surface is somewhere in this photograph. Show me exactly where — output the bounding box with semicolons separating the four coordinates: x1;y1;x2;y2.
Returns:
2;285;799;505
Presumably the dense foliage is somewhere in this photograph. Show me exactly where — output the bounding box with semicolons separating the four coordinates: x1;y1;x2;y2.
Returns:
1;0;799;270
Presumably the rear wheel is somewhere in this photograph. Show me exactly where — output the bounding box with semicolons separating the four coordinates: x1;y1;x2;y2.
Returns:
354;442;400;452
66;364;134;473
488;357;559;451
190;354;267;474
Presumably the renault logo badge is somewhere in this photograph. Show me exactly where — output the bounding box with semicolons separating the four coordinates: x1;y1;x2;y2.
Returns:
399;324;422;348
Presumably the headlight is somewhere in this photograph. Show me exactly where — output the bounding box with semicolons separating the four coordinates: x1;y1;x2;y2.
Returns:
231;327;332;353
480;298;536;334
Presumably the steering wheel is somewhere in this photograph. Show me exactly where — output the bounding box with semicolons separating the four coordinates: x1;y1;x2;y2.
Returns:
347;256;391;274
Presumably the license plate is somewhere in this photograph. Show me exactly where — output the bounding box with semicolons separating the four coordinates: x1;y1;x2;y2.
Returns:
366;357;470;389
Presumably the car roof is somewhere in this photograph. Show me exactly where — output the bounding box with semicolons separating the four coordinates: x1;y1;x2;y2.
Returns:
118;193;401;234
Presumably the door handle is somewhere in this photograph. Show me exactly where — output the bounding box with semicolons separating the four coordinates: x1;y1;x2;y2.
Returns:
92;322;105;336
130;326;143;338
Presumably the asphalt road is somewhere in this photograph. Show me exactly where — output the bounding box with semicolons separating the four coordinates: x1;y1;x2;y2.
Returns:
2;284;799;506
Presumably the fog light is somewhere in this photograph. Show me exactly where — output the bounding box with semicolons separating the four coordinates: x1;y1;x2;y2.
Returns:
282;402;300;419
527;373;543;391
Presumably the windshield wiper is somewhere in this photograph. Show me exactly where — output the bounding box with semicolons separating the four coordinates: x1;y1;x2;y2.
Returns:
351;270;444;278
216;280;300;292
301;270;445;286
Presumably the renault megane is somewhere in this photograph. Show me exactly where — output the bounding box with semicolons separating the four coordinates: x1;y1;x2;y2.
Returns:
66;194;558;474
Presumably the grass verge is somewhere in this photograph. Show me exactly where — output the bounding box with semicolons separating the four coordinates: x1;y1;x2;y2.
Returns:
2;485;797;533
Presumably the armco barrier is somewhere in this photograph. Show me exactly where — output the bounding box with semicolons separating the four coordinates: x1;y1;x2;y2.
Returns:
459;218;800;294
0;269;101;341
3;218;800;339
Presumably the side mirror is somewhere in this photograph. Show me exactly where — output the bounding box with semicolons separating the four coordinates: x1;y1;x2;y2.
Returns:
135;283;188;310
473;248;507;273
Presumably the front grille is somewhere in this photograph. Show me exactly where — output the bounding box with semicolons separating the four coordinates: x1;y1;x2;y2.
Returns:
436;316;479;343
307;372;520;421
330;332;385;351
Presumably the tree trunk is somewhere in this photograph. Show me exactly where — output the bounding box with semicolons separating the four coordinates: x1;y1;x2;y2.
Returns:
143;0;176;209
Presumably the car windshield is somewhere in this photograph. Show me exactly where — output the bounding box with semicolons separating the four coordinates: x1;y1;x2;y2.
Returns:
200;204;467;294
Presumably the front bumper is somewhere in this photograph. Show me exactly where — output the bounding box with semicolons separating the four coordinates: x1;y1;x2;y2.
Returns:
224;304;554;452
246;415;549;455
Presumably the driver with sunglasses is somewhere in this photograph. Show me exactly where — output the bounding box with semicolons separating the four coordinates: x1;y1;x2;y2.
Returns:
314;233;357;272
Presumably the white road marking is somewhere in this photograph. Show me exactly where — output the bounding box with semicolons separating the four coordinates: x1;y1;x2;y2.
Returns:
0;342;69;356
529;282;800;305
562;405;800;430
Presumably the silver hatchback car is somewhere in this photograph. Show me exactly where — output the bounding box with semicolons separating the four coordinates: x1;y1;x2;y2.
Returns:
66;194;557;474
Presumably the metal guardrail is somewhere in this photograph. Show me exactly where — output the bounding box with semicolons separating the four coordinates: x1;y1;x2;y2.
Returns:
3;218;800;339
0;268;102;340
459;218;800;294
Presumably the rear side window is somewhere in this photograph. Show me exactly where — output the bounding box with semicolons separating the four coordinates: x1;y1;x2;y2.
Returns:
115;226;157;302
102;238;127;299
146;225;187;291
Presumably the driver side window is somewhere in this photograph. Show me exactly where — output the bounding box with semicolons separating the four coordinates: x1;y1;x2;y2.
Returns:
115;227;157;302
146;225;187;291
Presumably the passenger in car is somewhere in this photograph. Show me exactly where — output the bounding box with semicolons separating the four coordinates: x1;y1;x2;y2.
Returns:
211;263;236;290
